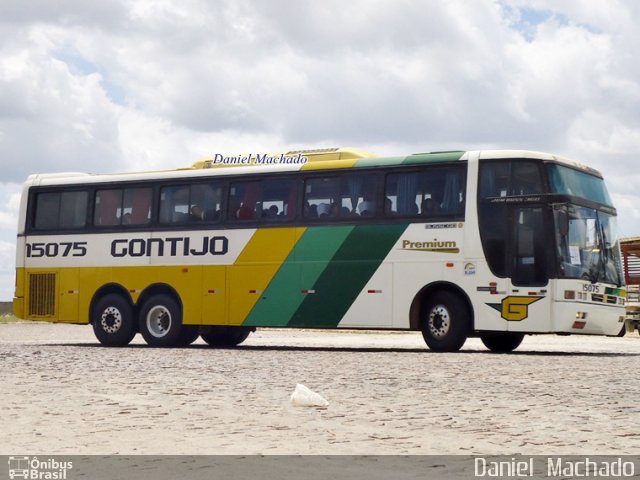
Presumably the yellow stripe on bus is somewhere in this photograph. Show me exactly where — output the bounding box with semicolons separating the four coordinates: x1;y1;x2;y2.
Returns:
227;227;306;325
300;159;359;171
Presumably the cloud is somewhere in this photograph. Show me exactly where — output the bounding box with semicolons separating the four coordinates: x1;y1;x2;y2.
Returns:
0;39;124;181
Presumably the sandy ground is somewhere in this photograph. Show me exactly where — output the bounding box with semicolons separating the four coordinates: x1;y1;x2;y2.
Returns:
1;322;640;455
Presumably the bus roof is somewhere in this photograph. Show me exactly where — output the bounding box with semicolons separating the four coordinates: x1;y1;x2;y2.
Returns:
23;148;599;187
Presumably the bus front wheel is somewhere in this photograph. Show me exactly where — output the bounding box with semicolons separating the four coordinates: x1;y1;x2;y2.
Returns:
421;290;470;352
480;332;524;353
139;294;185;347
92;294;137;347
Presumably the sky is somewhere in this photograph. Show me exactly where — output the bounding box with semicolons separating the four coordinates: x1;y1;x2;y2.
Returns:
1;0;640;300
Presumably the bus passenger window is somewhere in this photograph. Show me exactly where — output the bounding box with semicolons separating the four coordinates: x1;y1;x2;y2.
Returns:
386;166;464;219
159;186;189;224
342;174;376;217
96;188;152;226
34;191;88;230
260;178;296;221
34;192;60;230
304;175;377;220
229;182;259;221
190;183;223;222
94;189;122;226
125;188;152;225
479;161;543;198
304;177;339;220
160;184;222;224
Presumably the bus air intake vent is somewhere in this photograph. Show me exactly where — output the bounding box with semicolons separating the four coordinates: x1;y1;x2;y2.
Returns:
29;273;56;317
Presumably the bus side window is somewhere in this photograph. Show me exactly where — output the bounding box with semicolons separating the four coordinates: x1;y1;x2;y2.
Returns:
385;173;419;217
34;192;60;229
303;177;339;219
480;161;543;198
511;162;543;195
59;191;88;228
341;174;377;218
479;162;509;198
229;182;259;221
386;166;465;219
126;188;152;225
94;189;122;226
34;191;88;230
260;178;296;221
188;183;222;222
159;185;189;224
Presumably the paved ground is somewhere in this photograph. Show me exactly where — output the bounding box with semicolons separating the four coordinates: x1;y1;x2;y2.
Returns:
1;322;640;455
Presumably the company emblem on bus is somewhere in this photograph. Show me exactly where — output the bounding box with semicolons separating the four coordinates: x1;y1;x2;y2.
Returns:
487;296;543;321
400;239;459;254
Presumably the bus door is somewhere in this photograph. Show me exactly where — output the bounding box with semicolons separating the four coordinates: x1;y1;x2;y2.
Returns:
507;206;552;332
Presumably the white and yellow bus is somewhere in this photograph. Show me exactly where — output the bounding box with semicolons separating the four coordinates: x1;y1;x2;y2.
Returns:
13;148;627;352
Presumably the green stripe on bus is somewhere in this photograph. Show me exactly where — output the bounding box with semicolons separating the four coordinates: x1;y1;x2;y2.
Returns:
402;151;465;164
243;226;354;327
354;151;464;168
288;223;408;327
354;156;406;168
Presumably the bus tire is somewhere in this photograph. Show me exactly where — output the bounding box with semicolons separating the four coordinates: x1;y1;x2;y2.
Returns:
139;294;184;347
480;332;524;353
177;326;201;346
92;294;137;347
421;290;470;352
200;326;252;347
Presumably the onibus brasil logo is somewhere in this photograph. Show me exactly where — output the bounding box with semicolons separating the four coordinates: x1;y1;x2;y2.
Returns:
8;457;73;480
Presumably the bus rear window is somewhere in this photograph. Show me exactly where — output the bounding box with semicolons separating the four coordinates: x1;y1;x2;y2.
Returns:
33;191;88;230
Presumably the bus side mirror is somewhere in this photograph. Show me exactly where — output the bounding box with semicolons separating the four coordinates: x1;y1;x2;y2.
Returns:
557;210;569;236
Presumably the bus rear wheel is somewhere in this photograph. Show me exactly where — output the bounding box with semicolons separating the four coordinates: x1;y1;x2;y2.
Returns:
480;332;524;353
139;294;185;347
92;294;137;347
200;326;252;347
421;290;470;352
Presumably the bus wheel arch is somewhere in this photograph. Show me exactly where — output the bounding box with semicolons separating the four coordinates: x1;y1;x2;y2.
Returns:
410;282;474;352
90;285;137;347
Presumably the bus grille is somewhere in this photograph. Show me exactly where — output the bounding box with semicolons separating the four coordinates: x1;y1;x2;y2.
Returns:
29;273;56;317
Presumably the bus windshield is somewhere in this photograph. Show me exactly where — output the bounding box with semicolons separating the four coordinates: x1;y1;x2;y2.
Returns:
554;205;623;286
547;164;613;207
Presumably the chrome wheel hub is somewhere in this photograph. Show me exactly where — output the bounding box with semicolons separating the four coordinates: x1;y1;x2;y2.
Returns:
146;306;172;338
428;304;451;339
100;307;123;334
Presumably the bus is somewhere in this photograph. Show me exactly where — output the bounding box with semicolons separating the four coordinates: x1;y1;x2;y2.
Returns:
12;148;628;352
